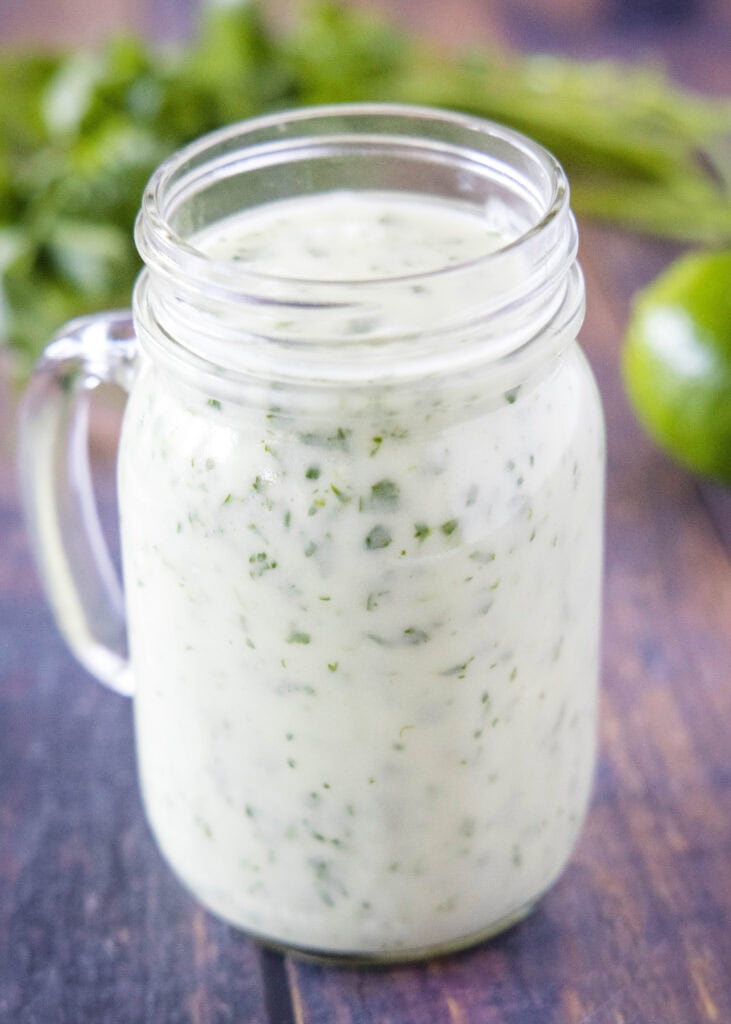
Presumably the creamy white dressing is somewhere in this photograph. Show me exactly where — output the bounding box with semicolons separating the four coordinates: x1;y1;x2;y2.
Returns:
197;191;507;278
119;191;604;957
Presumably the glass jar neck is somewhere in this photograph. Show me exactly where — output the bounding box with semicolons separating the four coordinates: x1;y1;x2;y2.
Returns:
133;104;584;396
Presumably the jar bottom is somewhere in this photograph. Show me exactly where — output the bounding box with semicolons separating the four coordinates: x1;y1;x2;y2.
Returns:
236;899;538;966
142;793;566;965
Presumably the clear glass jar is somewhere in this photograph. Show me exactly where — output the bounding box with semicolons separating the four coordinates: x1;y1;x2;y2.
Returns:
19;104;604;962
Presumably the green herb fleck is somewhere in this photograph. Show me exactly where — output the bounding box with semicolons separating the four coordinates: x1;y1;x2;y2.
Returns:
287;631;311;645
470;550;496;564
249;551;278;578
504;387;521;405
441;518;459;536
403;627;430;645
207;398;222;411
365;525;392;550
327;662;339;672
331;484;351;504
369;479;400;509
305;465;321;480
299;427;352;451
441;656;475;678
223;493;232;505
414;522;431;542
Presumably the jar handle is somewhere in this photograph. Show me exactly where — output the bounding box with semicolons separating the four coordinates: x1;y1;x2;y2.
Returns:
18;312;138;697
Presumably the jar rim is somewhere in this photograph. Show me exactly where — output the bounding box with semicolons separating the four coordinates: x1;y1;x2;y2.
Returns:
137;103;569;295
133;103;583;388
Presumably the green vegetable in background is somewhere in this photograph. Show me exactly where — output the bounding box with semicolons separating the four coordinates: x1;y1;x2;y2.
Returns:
0;0;729;380
622;250;731;486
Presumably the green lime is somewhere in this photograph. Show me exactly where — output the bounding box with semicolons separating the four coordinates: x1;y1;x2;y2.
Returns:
622;249;731;485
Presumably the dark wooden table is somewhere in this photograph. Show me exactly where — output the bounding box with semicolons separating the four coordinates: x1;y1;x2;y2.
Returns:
2;3;731;1022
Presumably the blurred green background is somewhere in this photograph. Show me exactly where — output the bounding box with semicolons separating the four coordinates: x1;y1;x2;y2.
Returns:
1;0;730;481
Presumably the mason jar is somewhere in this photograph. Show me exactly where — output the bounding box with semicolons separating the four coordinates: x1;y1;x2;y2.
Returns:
19;104;605;962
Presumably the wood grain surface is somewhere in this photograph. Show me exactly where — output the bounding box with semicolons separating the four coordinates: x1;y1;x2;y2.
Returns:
1;2;730;1022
